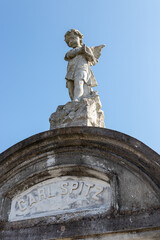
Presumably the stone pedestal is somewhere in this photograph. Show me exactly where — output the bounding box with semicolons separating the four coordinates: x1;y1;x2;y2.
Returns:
49;95;105;129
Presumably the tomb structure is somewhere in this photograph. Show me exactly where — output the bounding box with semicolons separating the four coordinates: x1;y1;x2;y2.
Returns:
0;30;159;240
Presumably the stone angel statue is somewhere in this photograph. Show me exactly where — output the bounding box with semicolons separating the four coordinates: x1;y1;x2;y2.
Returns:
64;29;105;101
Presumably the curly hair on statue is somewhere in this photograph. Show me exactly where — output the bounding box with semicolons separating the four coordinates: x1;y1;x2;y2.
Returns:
64;29;83;46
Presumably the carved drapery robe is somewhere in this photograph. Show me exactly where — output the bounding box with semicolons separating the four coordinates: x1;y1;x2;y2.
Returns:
65;47;97;88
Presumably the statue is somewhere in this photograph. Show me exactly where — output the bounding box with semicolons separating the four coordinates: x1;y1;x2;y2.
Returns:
64;29;105;101
49;29;105;129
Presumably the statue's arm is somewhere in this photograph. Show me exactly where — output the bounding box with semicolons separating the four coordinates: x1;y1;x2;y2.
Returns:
64;48;82;61
64;45;96;64
81;45;96;64
84;46;95;62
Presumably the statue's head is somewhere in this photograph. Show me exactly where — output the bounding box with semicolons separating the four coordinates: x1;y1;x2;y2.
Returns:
64;29;83;48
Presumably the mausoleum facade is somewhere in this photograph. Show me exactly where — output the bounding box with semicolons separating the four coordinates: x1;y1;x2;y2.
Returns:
0;127;160;239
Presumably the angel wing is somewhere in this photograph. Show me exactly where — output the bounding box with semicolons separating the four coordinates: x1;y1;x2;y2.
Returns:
91;44;105;66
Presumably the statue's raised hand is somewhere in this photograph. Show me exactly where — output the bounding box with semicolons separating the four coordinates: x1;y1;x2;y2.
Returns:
80;44;86;54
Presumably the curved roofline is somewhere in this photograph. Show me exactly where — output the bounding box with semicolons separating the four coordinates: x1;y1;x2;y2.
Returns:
1;127;159;157
0;127;160;188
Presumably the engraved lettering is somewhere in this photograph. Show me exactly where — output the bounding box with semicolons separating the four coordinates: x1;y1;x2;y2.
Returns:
9;177;112;222
28;193;37;207
85;183;94;197
92;186;104;200
70;181;79;193
47;185;56;198
17;199;27;212
61;182;68;195
38;188;47;201
78;182;84;195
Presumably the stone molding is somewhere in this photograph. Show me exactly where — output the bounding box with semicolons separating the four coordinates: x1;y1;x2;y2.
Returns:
0;127;160;239
0;127;160;189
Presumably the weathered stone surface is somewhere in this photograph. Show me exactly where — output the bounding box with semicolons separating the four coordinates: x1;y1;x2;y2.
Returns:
64;29;105;101
75;229;160;240
0;127;160;239
9;176;112;221
49;95;105;129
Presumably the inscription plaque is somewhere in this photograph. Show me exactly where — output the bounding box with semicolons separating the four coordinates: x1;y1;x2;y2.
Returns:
9;176;112;221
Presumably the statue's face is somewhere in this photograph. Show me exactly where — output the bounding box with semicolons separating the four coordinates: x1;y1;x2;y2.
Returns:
67;33;81;48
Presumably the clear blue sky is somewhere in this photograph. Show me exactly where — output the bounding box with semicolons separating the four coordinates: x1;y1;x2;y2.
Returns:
0;0;160;154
